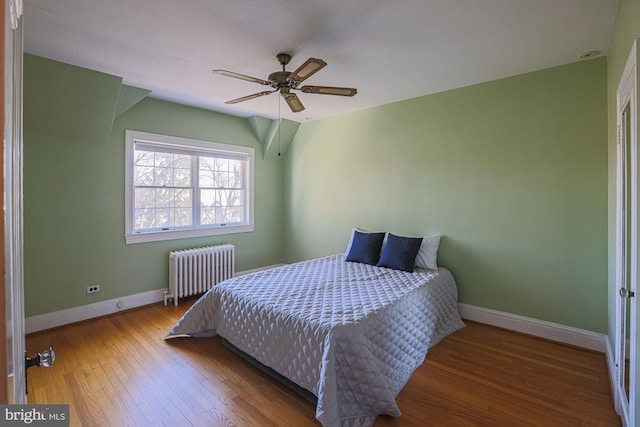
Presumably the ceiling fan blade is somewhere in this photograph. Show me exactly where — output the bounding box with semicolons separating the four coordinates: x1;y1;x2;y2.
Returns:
300;85;357;97
225;90;275;104
288;58;327;83
213;69;270;86
283;92;305;112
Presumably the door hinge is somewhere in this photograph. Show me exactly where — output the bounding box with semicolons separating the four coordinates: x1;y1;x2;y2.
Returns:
618;124;622;144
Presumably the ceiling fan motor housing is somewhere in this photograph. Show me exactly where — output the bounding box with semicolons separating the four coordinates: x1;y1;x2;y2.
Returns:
270;53;300;90
268;70;295;89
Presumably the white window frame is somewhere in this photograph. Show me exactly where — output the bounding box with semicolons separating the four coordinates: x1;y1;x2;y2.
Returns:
124;130;255;244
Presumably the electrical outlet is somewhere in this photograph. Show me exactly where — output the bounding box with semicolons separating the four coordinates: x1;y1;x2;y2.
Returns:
87;284;100;294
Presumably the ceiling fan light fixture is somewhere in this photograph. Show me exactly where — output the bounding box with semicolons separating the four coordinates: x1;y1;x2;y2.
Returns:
279;87;291;96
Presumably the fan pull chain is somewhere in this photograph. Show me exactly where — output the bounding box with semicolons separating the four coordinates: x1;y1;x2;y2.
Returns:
278;96;281;156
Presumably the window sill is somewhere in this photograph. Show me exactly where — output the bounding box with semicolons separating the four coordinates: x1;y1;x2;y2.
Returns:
124;224;254;244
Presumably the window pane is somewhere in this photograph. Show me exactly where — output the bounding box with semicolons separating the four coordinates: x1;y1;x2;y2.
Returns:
175;208;192;226
154;152;173;168
134;208;156;229
201;156;248;189
199;168;215;188
175;189;191;207
210;159;222;187
200;156;215;171
215;207;225;223
229;172;243;188
155;188;174;207
229;189;242;206
154;167;174;187
175;155;191;169
227;207;242;222
155;208;172;228
218;189;230;206
214;171;229;188
200;189;218;225
134;188;193;230
229;159;242;173
134;150;155;166
200;189;244;225
134;188;155;208
199;157;244;190
218;189;242;207
174;167;191;187
200;189;215;207
134;150;192;187
201;207;215;225
214;158;229;172
134;165;154;186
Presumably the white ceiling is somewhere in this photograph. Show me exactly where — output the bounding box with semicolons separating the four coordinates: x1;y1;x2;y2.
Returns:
23;0;619;123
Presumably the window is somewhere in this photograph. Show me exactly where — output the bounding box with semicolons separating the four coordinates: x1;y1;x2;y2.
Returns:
125;130;254;244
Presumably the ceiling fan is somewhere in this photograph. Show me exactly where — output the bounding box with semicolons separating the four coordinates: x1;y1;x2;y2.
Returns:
213;53;357;113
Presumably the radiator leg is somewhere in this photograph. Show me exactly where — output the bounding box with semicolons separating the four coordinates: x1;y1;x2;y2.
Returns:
164;291;178;307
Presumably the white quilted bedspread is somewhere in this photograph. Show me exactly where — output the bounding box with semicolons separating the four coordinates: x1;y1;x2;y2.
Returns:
166;254;464;427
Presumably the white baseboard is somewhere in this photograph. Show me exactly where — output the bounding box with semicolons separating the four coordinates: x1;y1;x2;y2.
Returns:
25;281;610;350
233;263;285;277
458;303;607;352
25;265;283;334
25;288;166;334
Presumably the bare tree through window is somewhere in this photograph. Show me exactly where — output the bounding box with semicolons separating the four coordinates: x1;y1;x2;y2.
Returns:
125;130;254;243
133;149;245;231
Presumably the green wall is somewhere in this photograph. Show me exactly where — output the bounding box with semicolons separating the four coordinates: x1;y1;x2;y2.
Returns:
23;55;284;317
285;58;608;333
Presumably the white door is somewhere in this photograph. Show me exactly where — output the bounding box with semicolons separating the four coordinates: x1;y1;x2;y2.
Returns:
616;38;639;427
4;0;25;404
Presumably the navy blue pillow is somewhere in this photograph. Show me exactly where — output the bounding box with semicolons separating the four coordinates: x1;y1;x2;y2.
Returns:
377;233;423;272
345;231;385;265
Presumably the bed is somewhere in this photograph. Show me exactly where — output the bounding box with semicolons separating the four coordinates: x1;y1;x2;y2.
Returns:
166;247;464;427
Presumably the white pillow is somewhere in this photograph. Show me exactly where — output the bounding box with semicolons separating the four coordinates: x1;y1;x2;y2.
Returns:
415;235;441;270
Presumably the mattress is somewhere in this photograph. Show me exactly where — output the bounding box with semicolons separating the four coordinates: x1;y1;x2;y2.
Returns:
166;254;464;427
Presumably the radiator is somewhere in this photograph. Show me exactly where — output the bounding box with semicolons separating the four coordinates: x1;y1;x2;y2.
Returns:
164;244;235;306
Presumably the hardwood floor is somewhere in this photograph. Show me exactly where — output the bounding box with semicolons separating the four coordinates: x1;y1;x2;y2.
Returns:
26;300;621;426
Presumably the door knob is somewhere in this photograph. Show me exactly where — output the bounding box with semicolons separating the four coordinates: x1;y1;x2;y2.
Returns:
25;347;55;369
25;347;55;394
620;288;636;298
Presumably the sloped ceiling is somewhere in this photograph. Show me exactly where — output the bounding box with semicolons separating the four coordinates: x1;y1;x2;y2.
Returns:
24;54;122;144
24;0;619;123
